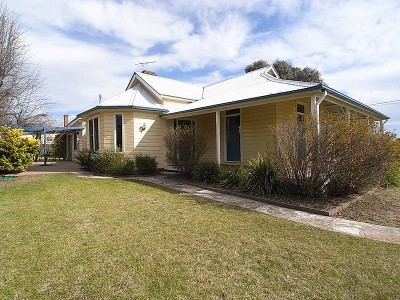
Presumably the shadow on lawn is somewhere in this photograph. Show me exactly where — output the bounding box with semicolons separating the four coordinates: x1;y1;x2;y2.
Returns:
124;178;246;211
124;178;183;195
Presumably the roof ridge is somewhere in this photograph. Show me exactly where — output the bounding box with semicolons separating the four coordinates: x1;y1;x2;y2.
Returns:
203;66;271;88
137;72;202;87
98;88;134;106
261;73;319;87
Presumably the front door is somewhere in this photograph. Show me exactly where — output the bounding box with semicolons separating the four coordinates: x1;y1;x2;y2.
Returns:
226;109;241;162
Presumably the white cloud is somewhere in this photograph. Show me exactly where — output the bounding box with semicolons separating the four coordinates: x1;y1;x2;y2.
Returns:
4;0;400;131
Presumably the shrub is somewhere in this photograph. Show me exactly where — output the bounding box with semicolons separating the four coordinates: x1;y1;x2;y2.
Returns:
0;126;39;173
220;166;248;189
193;161;220;184
164;126;207;176
92;149;135;175
274;114;399;197
386;161;400;187
77;149;136;175
135;154;158;174
245;155;278;196
77;150;94;171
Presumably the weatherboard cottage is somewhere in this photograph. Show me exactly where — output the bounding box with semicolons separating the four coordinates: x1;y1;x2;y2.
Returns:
74;67;389;168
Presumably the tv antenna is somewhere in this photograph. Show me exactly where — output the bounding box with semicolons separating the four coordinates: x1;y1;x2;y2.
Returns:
135;60;156;70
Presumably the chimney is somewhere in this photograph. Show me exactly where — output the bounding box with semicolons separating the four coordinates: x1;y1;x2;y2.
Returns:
64;114;69;127
141;70;157;76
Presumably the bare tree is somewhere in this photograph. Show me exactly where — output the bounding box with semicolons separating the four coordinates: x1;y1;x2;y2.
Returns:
0;3;53;127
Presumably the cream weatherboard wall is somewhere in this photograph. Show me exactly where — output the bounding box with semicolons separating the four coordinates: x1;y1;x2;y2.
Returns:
81;109;167;168
133;110;167;167
79;96;369;168
182;98;312;165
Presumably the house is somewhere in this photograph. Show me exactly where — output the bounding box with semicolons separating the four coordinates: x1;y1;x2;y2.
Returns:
76;67;389;168
64;115;83;160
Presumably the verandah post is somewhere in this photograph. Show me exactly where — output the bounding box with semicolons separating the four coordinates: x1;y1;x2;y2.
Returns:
216;111;221;165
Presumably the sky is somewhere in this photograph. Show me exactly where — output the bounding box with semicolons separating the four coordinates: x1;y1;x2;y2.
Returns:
5;0;400;133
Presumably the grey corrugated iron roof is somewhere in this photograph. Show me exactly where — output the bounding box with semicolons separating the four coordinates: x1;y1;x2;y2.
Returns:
78;67;389;120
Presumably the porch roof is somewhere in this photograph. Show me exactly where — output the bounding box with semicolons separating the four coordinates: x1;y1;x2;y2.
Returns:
163;79;389;120
164;73;319;116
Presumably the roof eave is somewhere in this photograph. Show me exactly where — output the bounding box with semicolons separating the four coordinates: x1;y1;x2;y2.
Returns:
163;85;323;118
321;84;389;120
77;106;168;118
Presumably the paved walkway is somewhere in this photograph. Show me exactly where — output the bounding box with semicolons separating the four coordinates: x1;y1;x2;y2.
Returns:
21;161;82;175
134;176;400;245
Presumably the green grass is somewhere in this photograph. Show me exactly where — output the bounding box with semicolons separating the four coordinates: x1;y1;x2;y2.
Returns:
0;174;399;299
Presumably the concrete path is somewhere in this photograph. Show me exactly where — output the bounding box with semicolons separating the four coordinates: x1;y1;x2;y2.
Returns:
134;175;400;245
21;161;82;175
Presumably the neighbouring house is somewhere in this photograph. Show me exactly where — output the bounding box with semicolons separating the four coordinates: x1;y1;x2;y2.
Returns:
76;66;389;168
64;115;83;160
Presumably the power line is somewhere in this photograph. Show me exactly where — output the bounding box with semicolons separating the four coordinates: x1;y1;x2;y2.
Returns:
369;99;400;106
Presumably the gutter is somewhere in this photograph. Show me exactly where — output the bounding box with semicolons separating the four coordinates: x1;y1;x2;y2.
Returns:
163;83;389;120
320;84;389;120
77;105;168;118
163;85;322;117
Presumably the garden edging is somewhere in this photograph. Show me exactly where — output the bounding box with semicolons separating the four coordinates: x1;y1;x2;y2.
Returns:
167;177;360;217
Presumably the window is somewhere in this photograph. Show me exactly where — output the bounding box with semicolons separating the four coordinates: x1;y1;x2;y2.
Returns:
174;119;195;128
225;109;241;162
115;114;123;150
73;132;79;151
296;103;305;158
297;103;305;123
89;117;99;151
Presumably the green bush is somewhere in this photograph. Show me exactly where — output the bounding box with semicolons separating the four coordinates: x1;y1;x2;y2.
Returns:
77;150;94;171
0;126;40;173
220;166;248;189
193;161;220;184
386;161;400;187
245;155;277;196
135;154;158;174
92;149;135;175
77;149;135;175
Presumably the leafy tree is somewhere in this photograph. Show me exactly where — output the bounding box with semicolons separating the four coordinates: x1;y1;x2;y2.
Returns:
244;58;323;83
0;3;53;126
245;60;269;73
0;126;39;172
273;59;323;83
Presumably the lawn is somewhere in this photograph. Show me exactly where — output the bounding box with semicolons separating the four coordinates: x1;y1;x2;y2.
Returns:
0;174;399;299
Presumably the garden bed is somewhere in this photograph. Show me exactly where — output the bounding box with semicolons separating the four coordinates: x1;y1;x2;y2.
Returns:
338;187;400;228
167;175;361;216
